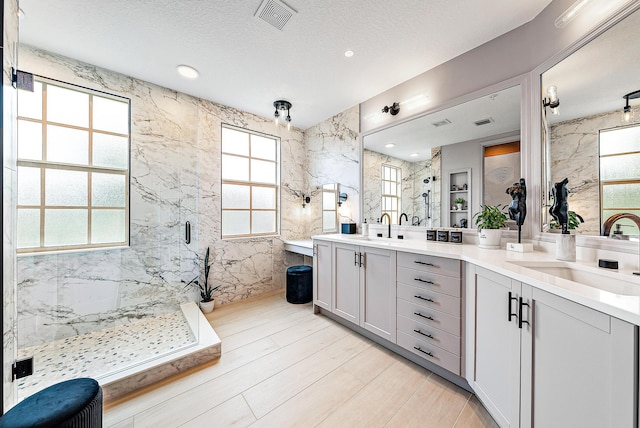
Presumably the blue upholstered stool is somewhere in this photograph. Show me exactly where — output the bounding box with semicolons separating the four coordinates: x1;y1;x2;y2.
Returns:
0;378;102;428
286;265;312;304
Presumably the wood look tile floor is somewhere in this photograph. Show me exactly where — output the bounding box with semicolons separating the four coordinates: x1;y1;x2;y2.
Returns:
104;291;498;428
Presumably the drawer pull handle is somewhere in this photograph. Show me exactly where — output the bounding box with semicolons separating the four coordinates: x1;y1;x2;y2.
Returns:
414;277;434;284
413;329;433;339
413;346;434;357
414;261;434;266
414;311;434;321
414;295;434;302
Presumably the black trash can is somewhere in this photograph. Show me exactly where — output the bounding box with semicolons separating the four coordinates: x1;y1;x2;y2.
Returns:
286;265;312;304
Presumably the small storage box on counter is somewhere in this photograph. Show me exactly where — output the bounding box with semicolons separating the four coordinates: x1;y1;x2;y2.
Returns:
341;223;357;234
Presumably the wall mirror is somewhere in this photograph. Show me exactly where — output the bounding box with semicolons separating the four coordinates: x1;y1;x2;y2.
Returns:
322;183;338;232
362;85;521;228
541;6;640;238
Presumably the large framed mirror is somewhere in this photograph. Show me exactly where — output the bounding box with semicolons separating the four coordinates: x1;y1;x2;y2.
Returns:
362;85;522;229
541;6;640;239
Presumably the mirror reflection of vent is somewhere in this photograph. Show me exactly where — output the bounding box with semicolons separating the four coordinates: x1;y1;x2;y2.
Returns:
474;118;494;126
255;0;296;30
432;119;451;127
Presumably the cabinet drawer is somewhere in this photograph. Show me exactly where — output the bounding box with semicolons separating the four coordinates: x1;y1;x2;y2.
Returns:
397;330;460;375
397;283;460;316
397;267;461;298
397;252;461;278
397;299;461;335
397;315;460;355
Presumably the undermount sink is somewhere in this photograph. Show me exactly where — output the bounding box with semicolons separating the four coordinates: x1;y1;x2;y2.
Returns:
507;261;640;296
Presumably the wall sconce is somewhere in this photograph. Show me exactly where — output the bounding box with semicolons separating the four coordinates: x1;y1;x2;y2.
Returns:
542;85;560;115
622;90;640;123
381;102;400;116
337;192;348;206
274;100;292;130
301;194;311;208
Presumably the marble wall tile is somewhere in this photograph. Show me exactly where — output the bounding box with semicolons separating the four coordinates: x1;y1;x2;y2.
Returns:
304;105;360;236
550;107;640;235
4;0;19;411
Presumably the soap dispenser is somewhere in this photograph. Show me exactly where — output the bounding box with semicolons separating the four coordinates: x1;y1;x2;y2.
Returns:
361;219;368;236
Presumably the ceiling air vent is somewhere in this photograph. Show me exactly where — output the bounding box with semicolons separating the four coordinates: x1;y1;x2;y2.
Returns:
432;119;451;127
474;118;494;126
255;0;296;31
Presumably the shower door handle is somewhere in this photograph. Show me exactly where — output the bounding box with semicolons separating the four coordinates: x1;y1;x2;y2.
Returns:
185;221;191;244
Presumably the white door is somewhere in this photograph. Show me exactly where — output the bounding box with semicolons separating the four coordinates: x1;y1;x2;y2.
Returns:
471;266;522;428
520;286;637;428
312;240;332;311
332;242;360;323
360;246;396;342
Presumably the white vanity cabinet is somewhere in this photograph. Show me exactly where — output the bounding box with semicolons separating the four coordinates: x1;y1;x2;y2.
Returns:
312;239;332;311
467;265;637;428
331;241;397;342
396;251;463;375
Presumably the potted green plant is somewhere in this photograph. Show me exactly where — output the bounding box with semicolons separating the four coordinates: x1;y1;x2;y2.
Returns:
186;247;220;313
473;204;508;249
454;197;465;210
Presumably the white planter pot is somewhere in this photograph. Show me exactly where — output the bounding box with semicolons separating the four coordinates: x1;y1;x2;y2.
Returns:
477;229;502;249
199;299;215;313
456;204;463;210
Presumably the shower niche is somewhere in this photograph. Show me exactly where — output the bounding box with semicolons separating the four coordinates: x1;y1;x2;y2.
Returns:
447;168;471;228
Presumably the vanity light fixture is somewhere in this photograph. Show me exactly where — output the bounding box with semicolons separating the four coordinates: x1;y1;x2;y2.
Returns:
338;193;348;206
622;90;640;123
273;100;292;130
176;64;199;79
555;0;591;28
381;102;400;116
400;93;430;111
542;85;560;115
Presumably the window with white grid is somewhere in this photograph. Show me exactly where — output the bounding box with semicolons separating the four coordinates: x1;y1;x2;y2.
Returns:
381;164;401;224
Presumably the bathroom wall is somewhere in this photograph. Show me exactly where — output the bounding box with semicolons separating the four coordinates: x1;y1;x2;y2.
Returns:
549;105;640;235
3;0;19;412
304;106;360;236
15;45;306;347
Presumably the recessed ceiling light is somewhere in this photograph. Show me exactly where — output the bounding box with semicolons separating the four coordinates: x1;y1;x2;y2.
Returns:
176;64;199;79
410;153;419;157
385;143;395;148
344;50;354;58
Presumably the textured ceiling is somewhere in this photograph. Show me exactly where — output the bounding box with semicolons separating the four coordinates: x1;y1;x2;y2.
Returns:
19;0;552;129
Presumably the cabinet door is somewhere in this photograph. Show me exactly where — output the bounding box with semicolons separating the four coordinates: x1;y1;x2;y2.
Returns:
520;286;637;428
312;240;332;311
470;266;521;428
360;246;396;342
332;242;360;323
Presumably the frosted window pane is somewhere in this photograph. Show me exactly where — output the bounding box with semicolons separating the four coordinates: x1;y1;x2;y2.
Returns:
602;184;640;209
18;120;43;160
251;159;276;184
222;211;250;236
252;186;276;209
92;173;126;207
17;209;40;248
18;167;41;205
222;184;250;208
47;85;89;128
46;169;87;206
91;209;126;243
252;211;276;234
47;125;89;164
600;126;640;156
383;167;390;180
602;210;640;235
390;168;396;181
391;198;397;211
251;135;276;160
93;133;128;169
18;81;43;120
384;182;391;194
44;209;88;246
600;153;640;180
222;154;249;181
93;97;129;134
323;191;336;210
323;212;336;230
222;127;249;156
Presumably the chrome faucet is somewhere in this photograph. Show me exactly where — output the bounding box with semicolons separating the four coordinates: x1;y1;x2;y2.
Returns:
399;213;408;225
602;213;640;275
380;213;392;238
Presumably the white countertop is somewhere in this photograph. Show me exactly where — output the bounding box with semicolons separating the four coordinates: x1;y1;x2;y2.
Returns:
283;239;313;256
312;234;640;326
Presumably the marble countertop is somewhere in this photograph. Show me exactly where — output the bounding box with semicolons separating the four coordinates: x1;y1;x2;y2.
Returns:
312;234;640;326
284;239;313;256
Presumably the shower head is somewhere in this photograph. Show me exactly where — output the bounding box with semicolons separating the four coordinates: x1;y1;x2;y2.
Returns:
423;178;430;184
